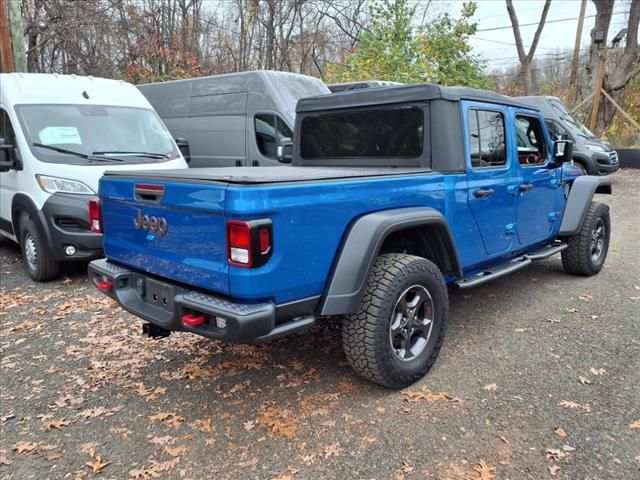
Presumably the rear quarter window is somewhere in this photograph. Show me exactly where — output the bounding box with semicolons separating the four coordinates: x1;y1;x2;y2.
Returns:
300;106;425;163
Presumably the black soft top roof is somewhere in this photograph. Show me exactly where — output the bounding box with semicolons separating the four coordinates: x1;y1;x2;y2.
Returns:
297;83;538;112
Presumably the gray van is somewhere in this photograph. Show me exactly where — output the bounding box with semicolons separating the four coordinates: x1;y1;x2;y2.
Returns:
515;96;619;175
138;71;329;167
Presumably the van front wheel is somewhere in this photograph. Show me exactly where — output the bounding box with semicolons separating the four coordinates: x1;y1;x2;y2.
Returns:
20;217;60;282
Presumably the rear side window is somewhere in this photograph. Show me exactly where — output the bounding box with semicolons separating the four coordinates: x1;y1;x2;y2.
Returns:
516;115;548;166
255;114;292;159
300;106;423;159
0;109;16;145
468;109;506;168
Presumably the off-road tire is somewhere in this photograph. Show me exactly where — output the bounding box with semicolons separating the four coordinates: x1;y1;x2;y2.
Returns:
342;254;448;389
20;216;60;282
561;201;610;276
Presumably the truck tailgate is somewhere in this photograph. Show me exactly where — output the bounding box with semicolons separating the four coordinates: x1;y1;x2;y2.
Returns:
99;177;230;296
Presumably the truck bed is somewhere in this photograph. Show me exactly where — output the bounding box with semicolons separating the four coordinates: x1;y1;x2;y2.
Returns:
103;166;429;185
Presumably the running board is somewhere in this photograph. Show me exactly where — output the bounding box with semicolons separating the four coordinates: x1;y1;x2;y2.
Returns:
455;243;567;289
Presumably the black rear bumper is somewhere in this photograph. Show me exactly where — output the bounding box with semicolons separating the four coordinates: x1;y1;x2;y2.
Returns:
88;259;316;343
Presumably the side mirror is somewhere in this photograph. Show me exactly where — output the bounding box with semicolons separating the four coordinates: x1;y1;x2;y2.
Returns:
277;137;293;164
553;139;573;164
175;137;191;164
0;137;18;172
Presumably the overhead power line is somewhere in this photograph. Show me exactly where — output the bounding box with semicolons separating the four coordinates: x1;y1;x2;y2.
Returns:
476;11;629;32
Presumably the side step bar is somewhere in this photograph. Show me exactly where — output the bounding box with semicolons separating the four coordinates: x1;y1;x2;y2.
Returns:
455;243;567;289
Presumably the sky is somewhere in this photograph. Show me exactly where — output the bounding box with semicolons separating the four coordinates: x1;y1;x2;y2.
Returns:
440;0;633;71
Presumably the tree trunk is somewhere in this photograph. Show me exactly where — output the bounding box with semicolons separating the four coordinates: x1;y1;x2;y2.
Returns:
591;0;639;133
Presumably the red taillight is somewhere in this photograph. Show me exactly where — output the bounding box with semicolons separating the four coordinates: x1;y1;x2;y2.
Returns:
228;221;252;266
226;220;273;268
89;199;102;233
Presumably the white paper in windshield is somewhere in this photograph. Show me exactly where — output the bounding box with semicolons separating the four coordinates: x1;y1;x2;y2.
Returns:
38;126;82;145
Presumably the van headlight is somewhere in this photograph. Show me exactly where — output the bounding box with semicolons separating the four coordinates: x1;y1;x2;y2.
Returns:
585;144;606;153
36;175;96;195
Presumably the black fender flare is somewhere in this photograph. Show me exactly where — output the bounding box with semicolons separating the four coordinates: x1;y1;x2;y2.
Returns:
571;153;595;174
11;194;54;252
559;175;612;236
319;207;462;316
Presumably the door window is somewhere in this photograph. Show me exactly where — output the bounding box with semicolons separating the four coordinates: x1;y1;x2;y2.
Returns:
516;115;548;166
255;114;292;159
545;119;570;141
0;109;16;145
468;109;506;168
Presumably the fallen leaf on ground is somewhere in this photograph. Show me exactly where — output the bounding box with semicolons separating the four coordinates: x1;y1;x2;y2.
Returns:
402;387;461;403
558;400;591;412
42;418;71;430
578;376;592;385
323;442;342;459
258;405;297;438
590;368;606;376
554;427;567;438
483;383;497;391
549;464;560;476
12;441;38;455
149;412;184;429
474;460;496;480
193;418;213;433
165;446;189;457
630;421;640;430
546;449;569;461
86;456;111;474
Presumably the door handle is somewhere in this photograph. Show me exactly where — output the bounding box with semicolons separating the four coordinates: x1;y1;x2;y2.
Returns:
519;183;534;192
235;160;242;166
252;160;259;167
474;188;496;198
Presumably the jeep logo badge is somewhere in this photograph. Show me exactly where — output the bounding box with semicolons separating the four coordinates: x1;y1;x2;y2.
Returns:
133;209;168;238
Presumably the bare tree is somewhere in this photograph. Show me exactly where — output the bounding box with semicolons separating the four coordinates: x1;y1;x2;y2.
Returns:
587;0;639;132
505;0;552;94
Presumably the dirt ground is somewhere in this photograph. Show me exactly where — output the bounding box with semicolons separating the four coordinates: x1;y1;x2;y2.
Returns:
1;169;639;480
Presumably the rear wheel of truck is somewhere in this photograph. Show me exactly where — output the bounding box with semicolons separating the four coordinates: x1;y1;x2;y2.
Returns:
342;254;448;389
20;216;60;282
562;202;610;276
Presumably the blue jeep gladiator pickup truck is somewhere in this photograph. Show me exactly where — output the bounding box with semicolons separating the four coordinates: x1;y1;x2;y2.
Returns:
89;84;612;388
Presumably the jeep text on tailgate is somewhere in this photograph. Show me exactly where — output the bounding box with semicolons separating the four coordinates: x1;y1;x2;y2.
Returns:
89;84;612;388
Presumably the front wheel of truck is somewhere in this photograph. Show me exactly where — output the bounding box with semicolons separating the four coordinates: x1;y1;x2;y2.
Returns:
561;201;610;276
342;254;448;389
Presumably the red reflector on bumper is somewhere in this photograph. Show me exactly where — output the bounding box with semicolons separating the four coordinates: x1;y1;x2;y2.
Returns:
182;313;206;327
97;280;113;292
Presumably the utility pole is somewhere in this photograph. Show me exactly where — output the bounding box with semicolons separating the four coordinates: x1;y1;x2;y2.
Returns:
0;0;14;72
590;45;608;133
7;0;26;72
569;0;588;102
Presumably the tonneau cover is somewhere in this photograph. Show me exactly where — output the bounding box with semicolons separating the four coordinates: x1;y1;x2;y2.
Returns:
103;166;430;185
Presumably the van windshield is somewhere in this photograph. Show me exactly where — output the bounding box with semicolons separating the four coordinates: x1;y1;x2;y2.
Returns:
547;99;595;139
16;104;179;164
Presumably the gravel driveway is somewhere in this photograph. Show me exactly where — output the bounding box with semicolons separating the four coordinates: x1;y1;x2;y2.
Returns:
1;170;639;480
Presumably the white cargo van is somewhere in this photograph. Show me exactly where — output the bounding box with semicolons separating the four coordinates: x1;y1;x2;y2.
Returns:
0;73;188;281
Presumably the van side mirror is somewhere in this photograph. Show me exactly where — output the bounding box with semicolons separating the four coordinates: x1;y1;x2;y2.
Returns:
0;137;18;172
553;139;573;164
277;137;293;164
175;137;191;164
